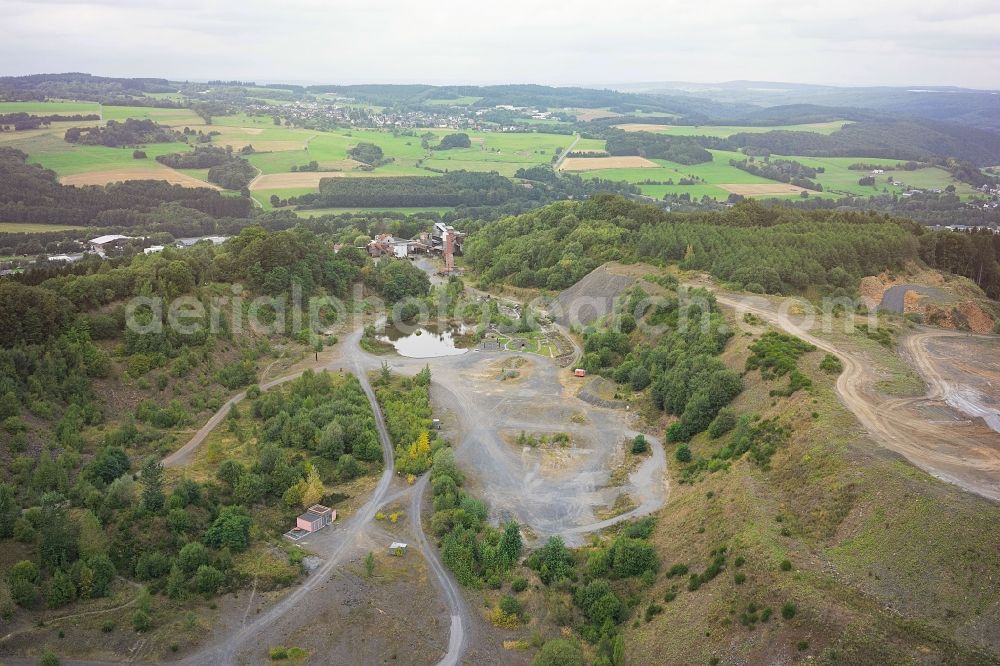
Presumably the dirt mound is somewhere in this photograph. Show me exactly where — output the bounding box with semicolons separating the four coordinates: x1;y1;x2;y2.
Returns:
553;264;635;328
577;377;627;409
859;275;887;309
902;290;924;313
860;266;950;310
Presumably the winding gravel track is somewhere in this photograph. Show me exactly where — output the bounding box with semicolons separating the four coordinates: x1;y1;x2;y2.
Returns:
714;291;1000;502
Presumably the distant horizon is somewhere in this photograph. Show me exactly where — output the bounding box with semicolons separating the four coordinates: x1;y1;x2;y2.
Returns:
2;0;997;90
2;71;998;95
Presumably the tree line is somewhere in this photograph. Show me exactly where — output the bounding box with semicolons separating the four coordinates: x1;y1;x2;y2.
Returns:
0;148;250;226
64;119;183;147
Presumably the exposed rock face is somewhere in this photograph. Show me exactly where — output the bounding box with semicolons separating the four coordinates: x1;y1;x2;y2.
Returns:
923;302;995;334
954;302;995;334
858;271;995;334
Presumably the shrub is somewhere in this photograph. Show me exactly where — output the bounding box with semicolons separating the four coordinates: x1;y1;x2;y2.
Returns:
132;609;152;632
40;652;60;666
630;434;648;454
644;603;664;622
780;559;792;571
532;638;584;666
511;576;529;593
101;620;115;633
666;563;689;578
269;646;289;660
797;640;809;651
177;542;209;574
819;353;843;374
46;568;76;608
204;506;252;552
707;407;737;438
499;594;525;621
781;602;797;619
734;573;746;585
192;565;225;595
490;606;520;629
674;444;692;463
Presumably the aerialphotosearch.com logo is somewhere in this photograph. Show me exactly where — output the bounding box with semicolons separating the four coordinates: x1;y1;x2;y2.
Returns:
123;281;880;342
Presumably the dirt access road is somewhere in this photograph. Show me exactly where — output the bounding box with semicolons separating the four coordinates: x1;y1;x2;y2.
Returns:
894;330;1000;433
204;327;470;666
24;327;470;666
714;291;1000;502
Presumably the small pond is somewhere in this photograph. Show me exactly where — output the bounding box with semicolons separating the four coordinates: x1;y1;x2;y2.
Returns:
378;322;471;358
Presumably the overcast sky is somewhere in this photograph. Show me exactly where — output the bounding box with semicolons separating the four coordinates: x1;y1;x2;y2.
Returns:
2;0;998;89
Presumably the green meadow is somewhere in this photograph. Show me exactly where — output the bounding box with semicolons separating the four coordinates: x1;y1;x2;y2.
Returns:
615;120;852;137
424;96;482;106
100;105;202;126
569;149;976;201
575;149;780;198
778;155;978;198
2;103;977;205
28;140;195;176
0;222;86;233
294;206;452;217
0;101;102;116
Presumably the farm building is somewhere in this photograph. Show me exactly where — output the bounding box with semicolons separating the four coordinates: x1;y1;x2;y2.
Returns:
388;542;408;556
89;234;135;256
175;235;228;247
574;368;587;377
296;504;336;533
367;234;430;259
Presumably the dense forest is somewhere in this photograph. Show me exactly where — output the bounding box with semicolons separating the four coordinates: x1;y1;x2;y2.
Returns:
0;112;100;131
0;218;422;621
703;119;1000;166
434;133;472;150
918;227;1000;299
0;73;176;104
0;148;251;224
156;145;233;169
729;157;823;191
464;195;920;294
290;169;640;210
604;130;712;164
64;119;183;147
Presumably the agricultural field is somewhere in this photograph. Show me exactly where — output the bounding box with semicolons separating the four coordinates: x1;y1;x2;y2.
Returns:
423;96;482;106
569;149;790;199
613;120;852;136
565;148;979;201
782;155;979;198
560;155;659;170
567;107;622;121
294;206;453;217
0;100;102;115
0;102;979;207
28;139;195;176
0;222;85;232
100;105;202;126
